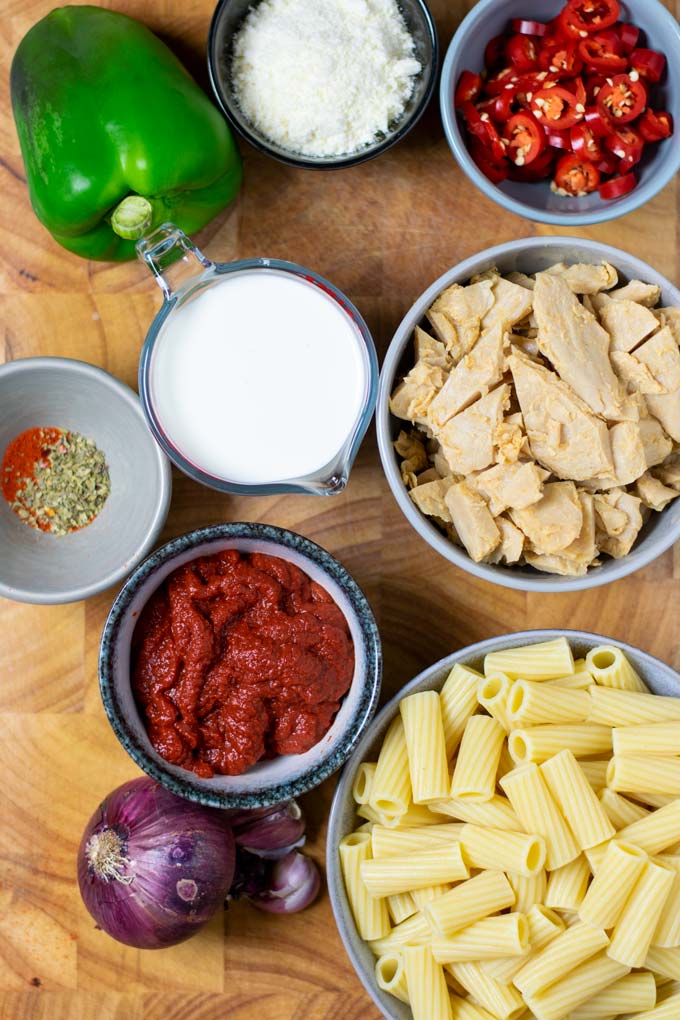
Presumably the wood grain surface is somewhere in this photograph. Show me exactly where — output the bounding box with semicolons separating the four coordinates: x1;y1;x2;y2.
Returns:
1;0;679;1017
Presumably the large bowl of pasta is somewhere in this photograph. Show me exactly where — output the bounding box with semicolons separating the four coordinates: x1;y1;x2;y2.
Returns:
327;629;680;1020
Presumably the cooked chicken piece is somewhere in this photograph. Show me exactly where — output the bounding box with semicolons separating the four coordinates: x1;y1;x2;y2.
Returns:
506;271;536;291
416;467;441;485
525;491;596;576
430;280;496;361
609;280;661;307
544;261;618;294
426;309;458;351
444;481;501;562
608;421;647;486
428;324;507;428
611;350;666;395
632;327;680;393
510;481;583;555
432;447;455;479
508;333;542;360
656;307;680;345
533;273;626;420
494;411;529;465
436;385;510;475
481;277;534;332
472;461;549;516
395;430;428;465
484;517;525;565
635;472;679;511
409;479;454;522
470;268;499;285
414;326;451;369
590;292;659;353
594;490;643;558
646;390;680;443
638;415;673;468
508;350;613;480
390;362;447;423
653;451;680;490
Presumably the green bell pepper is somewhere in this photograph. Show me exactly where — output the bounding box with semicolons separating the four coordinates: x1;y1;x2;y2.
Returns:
10;5;242;261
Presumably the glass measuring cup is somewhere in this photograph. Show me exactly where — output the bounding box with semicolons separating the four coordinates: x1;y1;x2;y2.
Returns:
137;223;378;496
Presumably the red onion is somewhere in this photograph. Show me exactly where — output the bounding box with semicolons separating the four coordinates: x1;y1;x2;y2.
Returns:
231;800;306;858
231;849;320;914
77;777;235;949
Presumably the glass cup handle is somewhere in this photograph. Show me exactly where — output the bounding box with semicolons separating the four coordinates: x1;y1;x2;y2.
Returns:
136;223;214;300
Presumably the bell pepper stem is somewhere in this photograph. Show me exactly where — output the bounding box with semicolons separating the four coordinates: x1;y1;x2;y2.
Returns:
111;195;153;240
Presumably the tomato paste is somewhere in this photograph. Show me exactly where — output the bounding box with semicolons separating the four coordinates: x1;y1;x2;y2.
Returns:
131;550;355;777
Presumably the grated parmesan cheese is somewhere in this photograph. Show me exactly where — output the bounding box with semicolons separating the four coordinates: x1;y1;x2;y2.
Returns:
231;0;421;158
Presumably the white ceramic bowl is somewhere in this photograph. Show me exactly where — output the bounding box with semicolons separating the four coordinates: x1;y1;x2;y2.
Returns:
377;236;680;592
326;629;680;1020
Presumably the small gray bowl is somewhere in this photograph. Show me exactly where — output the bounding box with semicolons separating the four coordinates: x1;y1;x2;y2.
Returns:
327;628;680;1020
441;0;680;225
99;522;382;809
377;235;680;593
0;358;171;605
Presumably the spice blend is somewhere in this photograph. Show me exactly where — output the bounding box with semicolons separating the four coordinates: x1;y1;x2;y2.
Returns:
1;427;111;535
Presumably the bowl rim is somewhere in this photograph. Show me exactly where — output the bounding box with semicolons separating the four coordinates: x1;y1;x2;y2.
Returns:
0;356;172;606
206;0;440;170
99;521;383;809
439;0;680;225
326;627;680;1020
376;235;680;593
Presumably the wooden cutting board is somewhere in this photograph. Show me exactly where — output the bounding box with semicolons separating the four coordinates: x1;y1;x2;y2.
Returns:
1;1;679;1017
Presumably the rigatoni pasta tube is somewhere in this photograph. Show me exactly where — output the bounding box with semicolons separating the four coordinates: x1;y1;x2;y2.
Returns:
589;685;680;726
500;764;579;871
645;945;680;979
460;823;546;877
430;795;523;832
524;951;629;1020
509;725;612;765
339;832;390;940
513;922;610;998
369;716;411;820
477;673;512;731
598;788;649;829
653;855;680;947
387;892;416;925
448;962;525;1019
371;823;463;858
540;749;615;850
569;971;657;1020
506;870;547;914
400;691;449;804
484;904;564;984
439;663;481;759
375;953;410;1004
403;945;452;1020
450;716;504;802
424;870;515;937
579;840;647;929
484;637;574;680
545;672;593;690
448;998;498;1020
580;760;609;793
431;914;529;963
607;859;675;967
608;757;680;797
613;721;680;757
616;800;680;854
630;992;680;1020
360;843;468;897
352;763;376;805
585;645;648;692
544;854;591;911
411;884;451;910
369;910;431;953
507;680;591;726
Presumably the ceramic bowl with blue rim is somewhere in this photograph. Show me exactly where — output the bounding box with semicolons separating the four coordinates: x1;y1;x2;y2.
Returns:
99;522;382;809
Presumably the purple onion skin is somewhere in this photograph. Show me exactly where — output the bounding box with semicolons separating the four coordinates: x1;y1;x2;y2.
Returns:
232;801;306;858
239;850;321;914
77;777;235;950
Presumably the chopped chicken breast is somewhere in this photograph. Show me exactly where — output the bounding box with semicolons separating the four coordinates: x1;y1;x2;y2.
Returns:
608;421;647;486
444;481;501;562
472;461;548;516
415;467;441;485
426;309;458;350
390;362;447;424
638;415;673;468
510;481;583;555
609;280;661;306
591;292;659;353
645;390;680;443
495;412;528;464
635;472;679;511
534;273;626;419
414;326;451;368
653;452;680;490
409;479;454;522
525;491;596;576
656;307;680;345
481;277;534;332
594;490;643;558
508;351;613;481
544;261;618;294
430;280;495;361
506;271;536;291
436;385;510;475
428;324;507;428
632;327;680;393
484;517;525;564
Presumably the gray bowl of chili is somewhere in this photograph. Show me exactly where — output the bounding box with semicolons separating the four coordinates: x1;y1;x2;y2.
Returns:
99;522;382;809
0;357;171;605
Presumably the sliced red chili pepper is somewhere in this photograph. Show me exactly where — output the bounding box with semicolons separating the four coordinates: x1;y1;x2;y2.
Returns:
597;74;647;125
484;34;508;69
571;122;604;161
503;111;546;166
564;76;587;108
455;71;483;108
638;109;674;143
531;86;584;130
460;102;508;163
546;127;573;149
578;37;627;75
505;34;540;73
584;75;607;104
554;152;601;195
511;19;548;37
485;67;522;95
604;125;644;163
597;151;619;174
616;23;640;54
469;139;509;184
563;0;620;35
629;48;667;85
491;89;517;122
584;105;610;136
508;146;557;181
539;39;583;78
598;171;637;199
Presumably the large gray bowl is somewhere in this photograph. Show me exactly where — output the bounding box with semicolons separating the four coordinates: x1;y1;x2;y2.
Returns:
326;629;680;1020
0;358;171;604
441;0;680;225
377;236;680;593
